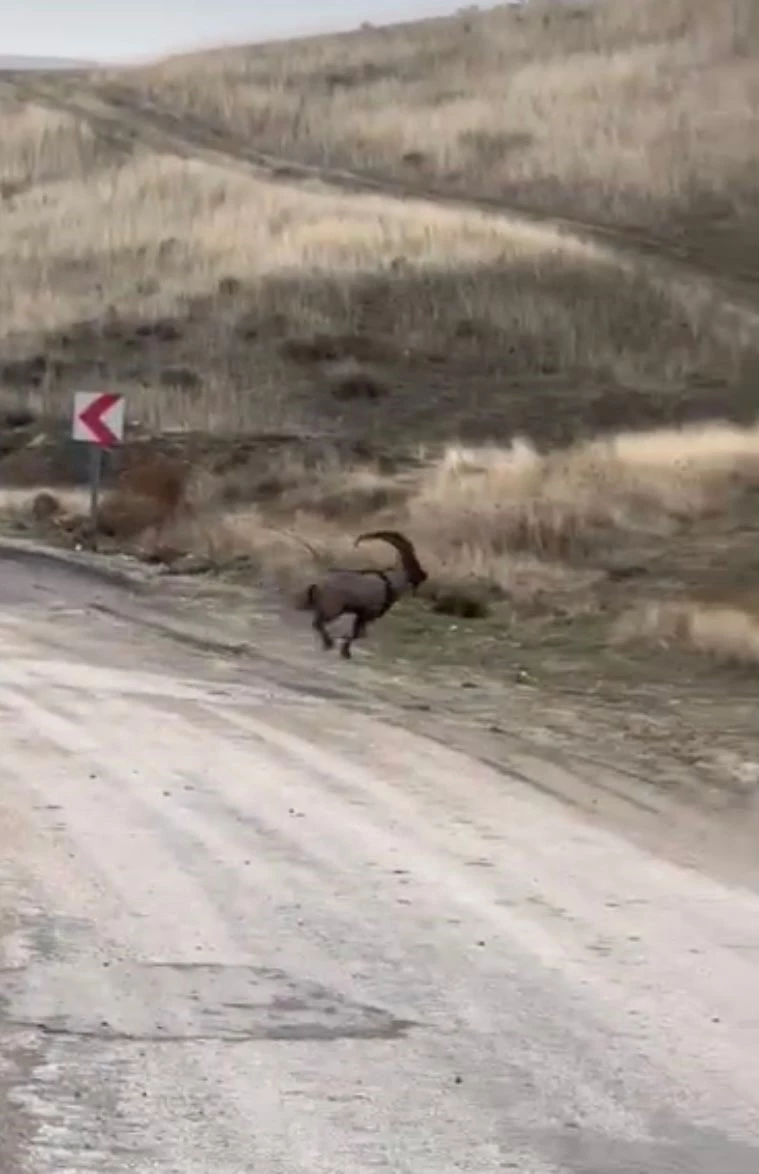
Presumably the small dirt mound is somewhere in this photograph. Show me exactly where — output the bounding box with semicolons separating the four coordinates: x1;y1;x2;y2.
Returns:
429;587;491;619
326;360;390;402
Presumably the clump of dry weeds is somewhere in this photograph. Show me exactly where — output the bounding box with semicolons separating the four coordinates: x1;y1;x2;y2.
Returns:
406;421;759;571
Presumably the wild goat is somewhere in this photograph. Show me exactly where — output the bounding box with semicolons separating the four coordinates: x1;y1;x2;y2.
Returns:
296;529;428;659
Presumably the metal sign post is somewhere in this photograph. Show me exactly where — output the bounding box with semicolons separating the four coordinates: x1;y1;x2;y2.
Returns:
88;443;104;528
72;391;126;531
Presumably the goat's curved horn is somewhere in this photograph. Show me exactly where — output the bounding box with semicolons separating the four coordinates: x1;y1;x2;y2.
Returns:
355;529;415;556
355;529;425;579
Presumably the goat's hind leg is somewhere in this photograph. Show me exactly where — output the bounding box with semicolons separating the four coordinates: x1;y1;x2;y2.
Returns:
312;613;334;651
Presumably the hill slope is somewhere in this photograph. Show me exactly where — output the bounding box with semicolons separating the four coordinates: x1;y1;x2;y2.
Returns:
101;0;759;288
1;0;758;445
0;56;92;70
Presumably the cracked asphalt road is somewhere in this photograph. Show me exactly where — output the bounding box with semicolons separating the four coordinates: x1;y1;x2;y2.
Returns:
1;556;759;1173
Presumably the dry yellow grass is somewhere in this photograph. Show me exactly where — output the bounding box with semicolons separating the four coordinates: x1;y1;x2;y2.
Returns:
0;92;104;189
409;420;759;560
336;418;759;575
103;0;759;249
1;123;749;436
72;418;759;617
2;0;758;443
612;601;759;667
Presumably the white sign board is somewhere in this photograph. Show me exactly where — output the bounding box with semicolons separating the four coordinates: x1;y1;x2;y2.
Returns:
72;391;125;447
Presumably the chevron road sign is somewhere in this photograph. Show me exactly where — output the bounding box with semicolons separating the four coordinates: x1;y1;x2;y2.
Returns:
72;391;126;532
72;391;125;447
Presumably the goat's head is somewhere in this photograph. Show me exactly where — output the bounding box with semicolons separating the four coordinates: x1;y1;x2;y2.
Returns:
355;529;428;592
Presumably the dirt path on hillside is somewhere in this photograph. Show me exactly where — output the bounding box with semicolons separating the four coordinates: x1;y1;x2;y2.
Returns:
2;552;759;1173
7;74;759;329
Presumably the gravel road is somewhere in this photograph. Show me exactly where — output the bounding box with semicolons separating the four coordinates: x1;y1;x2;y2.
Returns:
1;555;758;1173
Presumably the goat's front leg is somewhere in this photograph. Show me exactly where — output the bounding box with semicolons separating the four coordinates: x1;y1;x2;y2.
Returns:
340;614;367;659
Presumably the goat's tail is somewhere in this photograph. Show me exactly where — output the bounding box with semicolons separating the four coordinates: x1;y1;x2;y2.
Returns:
293;583;317;611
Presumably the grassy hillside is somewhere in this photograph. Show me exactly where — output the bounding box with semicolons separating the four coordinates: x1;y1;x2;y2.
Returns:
3;0;759;723
98;0;759;278
0;0;758;443
0;87;752;447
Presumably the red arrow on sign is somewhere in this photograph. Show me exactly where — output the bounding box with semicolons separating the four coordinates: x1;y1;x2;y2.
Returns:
78;392;122;447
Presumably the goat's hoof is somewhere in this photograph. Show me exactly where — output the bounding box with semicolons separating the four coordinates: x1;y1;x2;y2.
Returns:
340;644;352;660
